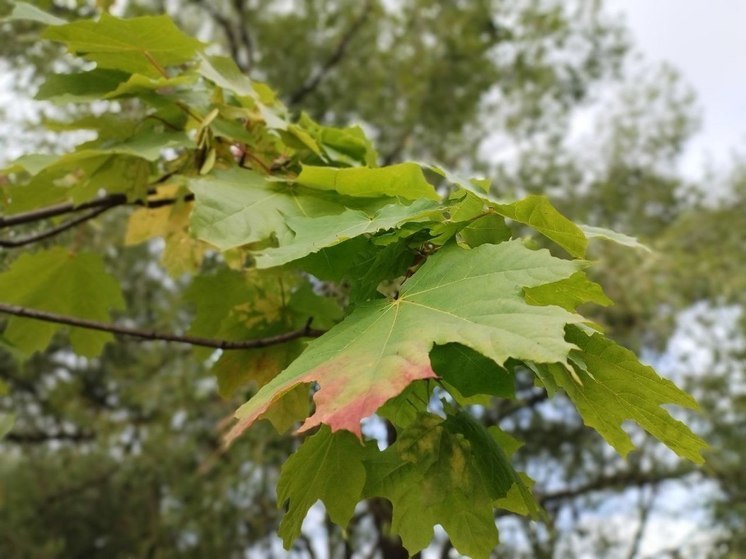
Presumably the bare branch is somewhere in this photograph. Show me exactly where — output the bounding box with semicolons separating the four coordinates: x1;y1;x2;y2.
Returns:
231;0;254;71
495;389;549;422
0;205;111;248
0;191;194;247
0;302;325;350
626;485;657;559
4;430;95;444
197;0;242;65
0;172;178;230
195;0;254;72
288;0;373;107
538;465;695;507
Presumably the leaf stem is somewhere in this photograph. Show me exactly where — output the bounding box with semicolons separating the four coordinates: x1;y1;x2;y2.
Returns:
142;49;169;79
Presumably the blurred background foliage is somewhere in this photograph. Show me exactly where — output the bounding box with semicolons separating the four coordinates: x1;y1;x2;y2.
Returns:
0;0;744;557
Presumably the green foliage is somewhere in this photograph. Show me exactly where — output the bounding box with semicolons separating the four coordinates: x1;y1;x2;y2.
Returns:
0;248;124;356
0;6;709;557
42;14;204;76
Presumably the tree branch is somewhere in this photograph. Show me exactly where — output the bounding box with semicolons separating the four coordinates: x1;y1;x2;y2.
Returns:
5;430;95;444
288;0;373;107
538;465;695;507
0;172;179;230
0;191;194;248
231;0;254;72
197;0;242;66
495;389;549;421
0;205;112;248
0;302;324;350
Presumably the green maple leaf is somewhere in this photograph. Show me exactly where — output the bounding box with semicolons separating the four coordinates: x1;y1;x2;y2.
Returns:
276;426;374;546
0;248;125;356
430;343;515;399
297;237;415;302
493;195;588;257
0;413;14;440
458;213;512;247
580;224;652;252
524;271;613;312
36;70;194;104
4;2;65;25
188;168;345;251
185;269;340;401
35;69;130;103
198;54;256;98
363;412;535;558
42;14;204;77
297;163;439;200
297;113;378;166
227;240;583;443
546;326;708;463
254;199;438;268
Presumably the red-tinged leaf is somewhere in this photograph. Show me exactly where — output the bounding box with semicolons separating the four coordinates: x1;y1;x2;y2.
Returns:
226;240;583;444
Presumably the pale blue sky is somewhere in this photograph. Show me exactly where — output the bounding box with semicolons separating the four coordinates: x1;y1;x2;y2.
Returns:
609;0;746;177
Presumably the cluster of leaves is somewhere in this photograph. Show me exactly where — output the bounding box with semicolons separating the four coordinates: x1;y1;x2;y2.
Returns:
0;5;707;557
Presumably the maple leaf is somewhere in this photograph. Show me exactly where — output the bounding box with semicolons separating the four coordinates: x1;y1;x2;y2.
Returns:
297;163;439;200
276;426;374;546
363;412;536;558
492;195;588;257
227;240;583;443
125;188;206;276
188;168;345;251
42;14;204;77
184;269;341;417
254;199;438;268
0;248;124;356
545;326;708;463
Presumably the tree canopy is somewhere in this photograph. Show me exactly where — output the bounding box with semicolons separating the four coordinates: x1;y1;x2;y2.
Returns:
1;2;741;558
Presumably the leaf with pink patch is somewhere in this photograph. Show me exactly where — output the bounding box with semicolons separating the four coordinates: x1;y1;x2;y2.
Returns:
227;240;585;443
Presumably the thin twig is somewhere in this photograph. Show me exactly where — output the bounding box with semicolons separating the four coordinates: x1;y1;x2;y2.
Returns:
0;191;193;232
495;390;549;421
288;0;373;106
538;466;695;506
231;0;254;72
0;172;176;230
5;430;95;444
0;302;325;350
626;485;657;559
197;0;242;65
0;205;111;248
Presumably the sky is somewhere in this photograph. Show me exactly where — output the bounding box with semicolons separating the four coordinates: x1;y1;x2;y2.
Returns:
607;0;746;178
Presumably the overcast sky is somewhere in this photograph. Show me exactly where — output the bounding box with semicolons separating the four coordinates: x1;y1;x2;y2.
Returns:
608;0;746;178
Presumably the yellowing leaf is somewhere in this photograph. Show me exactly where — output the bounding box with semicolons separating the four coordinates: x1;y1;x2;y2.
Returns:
125;197;206;276
227;241;583;443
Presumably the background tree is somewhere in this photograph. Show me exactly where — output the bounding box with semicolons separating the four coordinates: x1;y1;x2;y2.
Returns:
0;1;742;558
